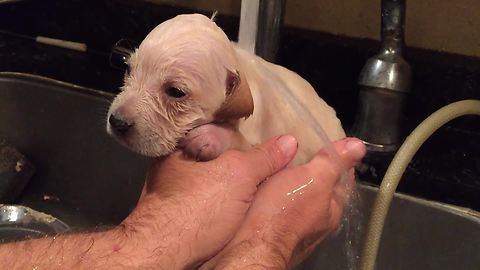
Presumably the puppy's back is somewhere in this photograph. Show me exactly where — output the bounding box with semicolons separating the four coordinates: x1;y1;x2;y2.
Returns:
234;46;345;164
266;62;345;140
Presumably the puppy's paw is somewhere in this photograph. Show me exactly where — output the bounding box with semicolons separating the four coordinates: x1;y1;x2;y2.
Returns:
179;124;244;161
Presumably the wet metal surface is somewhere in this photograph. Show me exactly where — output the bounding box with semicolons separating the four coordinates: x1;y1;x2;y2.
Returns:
0;72;149;228
0;0;479;211
0;205;69;243
295;184;480;270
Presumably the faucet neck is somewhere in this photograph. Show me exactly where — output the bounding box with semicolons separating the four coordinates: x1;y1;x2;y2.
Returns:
381;0;406;54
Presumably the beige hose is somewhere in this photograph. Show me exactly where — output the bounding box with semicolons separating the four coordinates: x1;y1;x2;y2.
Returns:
359;99;480;270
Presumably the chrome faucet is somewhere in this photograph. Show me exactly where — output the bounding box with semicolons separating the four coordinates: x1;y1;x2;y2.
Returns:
255;0;286;62
351;0;411;152
238;0;286;63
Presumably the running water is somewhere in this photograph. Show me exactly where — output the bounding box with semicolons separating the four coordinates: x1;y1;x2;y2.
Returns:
238;2;363;268
343;183;364;270
238;0;259;54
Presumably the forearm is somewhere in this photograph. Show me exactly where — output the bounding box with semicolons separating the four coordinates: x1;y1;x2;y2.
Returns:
0;197;188;270
0;226;137;270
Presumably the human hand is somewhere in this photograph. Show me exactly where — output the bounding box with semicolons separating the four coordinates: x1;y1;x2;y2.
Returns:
0;137;364;270
201;138;366;269
122;135;299;269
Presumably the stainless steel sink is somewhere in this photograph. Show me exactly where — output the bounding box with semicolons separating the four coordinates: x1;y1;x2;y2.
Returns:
295;184;480;270
0;72;479;269
0;72;149;229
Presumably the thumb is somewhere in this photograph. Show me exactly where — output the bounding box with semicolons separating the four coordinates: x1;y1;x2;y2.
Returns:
308;137;366;173
220;135;298;184
334;137;367;170
305;137;366;190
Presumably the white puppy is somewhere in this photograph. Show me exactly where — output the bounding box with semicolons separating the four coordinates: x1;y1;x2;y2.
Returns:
107;14;345;165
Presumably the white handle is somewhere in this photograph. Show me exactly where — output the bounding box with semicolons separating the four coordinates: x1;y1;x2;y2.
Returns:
36;36;87;52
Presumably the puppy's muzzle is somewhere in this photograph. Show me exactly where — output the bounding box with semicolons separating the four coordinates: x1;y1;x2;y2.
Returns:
108;113;133;136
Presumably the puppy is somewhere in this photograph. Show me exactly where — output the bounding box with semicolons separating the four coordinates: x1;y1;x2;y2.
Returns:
107;14;345;165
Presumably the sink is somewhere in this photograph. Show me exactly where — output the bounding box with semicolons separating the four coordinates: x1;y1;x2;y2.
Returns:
295;184;480;270
0;72;149;229
0;72;479;269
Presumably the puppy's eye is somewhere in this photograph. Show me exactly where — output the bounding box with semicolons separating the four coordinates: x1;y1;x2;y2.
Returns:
166;87;186;98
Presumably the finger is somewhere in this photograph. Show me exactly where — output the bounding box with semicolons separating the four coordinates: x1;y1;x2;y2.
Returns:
334;137;366;170
220;135;298;184
144;153;183;192
306;138;366;189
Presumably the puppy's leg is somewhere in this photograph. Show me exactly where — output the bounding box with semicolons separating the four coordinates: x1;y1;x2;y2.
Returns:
179;123;251;161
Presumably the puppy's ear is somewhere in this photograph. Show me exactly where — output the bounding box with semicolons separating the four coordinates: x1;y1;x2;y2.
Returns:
214;69;254;121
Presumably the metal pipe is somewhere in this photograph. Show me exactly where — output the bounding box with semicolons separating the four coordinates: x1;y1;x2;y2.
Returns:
381;0;406;55
255;0;286;62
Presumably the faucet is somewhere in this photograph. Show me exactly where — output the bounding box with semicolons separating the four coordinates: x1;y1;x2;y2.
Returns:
238;0;286;63
255;0;286;62
351;0;411;153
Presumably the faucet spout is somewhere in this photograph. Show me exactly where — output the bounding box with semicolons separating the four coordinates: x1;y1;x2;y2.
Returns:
351;0;411;152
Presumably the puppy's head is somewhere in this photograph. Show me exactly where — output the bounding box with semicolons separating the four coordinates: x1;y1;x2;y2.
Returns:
107;14;253;157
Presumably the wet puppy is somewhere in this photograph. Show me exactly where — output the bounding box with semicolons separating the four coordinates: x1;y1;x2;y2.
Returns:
107;14;345;165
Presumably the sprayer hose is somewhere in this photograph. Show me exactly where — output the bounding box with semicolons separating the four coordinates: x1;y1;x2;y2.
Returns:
360;99;480;270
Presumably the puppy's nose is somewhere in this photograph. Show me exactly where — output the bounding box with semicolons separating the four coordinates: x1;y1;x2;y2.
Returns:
109;114;133;135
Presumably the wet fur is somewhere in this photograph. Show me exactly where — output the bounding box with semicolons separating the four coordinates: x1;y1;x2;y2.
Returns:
107;14;345;164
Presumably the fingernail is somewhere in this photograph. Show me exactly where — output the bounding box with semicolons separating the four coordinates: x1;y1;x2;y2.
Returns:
276;135;298;158
346;139;367;161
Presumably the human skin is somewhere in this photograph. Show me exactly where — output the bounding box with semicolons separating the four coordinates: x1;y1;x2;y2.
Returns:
201;138;365;269
0;136;365;270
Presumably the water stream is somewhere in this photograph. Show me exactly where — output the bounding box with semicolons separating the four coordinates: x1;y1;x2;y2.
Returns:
238;0;259;54
238;2;363;269
343;184;363;270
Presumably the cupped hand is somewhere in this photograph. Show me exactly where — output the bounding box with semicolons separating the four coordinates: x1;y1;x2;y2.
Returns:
202;138;366;269
122;135;299;268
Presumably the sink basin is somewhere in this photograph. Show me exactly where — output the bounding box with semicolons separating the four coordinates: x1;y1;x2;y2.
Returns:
295;184;480;270
0;72;478;269
0;72;149;229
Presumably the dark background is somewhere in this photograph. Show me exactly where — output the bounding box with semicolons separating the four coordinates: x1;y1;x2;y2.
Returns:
0;0;479;211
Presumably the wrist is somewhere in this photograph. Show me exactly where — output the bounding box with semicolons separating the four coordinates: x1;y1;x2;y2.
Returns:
213;238;289;270
120;195;193;269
